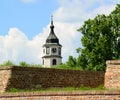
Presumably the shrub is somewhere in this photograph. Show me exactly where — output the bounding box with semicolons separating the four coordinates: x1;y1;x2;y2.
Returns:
0;60;15;66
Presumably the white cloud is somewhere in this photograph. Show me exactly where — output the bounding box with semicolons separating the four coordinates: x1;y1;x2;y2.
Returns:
0;28;42;64
21;0;38;3
54;0;117;23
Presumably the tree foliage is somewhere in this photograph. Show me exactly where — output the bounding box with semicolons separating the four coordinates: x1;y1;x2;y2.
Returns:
77;4;120;71
67;55;77;67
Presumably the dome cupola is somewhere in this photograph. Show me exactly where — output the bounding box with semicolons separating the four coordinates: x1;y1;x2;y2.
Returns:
46;16;59;44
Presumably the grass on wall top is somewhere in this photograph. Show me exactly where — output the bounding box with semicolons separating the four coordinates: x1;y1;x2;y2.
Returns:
0;60;84;70
8;84;105;92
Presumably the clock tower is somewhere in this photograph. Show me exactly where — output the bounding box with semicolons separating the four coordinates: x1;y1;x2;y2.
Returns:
42;17;62;67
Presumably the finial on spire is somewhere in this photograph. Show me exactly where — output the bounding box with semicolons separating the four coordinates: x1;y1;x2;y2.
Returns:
51;15;53;25
51;15;53;22
50;15;54;29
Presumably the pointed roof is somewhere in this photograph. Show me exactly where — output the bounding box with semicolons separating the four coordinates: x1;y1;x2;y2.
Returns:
44;16;61;46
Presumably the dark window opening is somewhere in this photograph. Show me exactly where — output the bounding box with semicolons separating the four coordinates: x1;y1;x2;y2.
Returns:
52;59;57;65
59;47;61;55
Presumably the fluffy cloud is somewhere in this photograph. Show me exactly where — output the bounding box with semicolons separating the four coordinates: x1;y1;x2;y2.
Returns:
55;0;116;23
0;0;119;64
0;28;41;64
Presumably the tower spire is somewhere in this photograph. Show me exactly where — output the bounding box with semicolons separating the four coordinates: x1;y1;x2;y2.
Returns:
50;15;54;30
45;15;60;44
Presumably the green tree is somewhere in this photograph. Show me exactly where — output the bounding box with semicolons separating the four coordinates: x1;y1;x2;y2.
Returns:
77;4;120;71
67;55;77;67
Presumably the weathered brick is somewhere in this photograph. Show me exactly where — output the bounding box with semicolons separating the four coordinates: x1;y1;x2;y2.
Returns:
105;60;120;89
0;66;104;92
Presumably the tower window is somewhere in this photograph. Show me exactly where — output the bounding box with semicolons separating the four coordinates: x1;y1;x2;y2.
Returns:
46;47;50;54
52;59;57;65
59;47;61;55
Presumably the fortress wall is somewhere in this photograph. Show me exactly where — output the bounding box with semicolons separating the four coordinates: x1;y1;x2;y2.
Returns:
0;66;104;92
105;60;120;89
0;67;12;93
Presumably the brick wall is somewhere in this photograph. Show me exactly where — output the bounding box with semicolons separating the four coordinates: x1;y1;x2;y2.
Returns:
0;66;104;92
105;60;120;89
0;91;120;100
0;67;12;93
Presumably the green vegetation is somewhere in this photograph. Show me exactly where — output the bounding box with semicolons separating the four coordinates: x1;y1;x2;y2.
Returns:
0;60;42;68
19;61;42;67
67;56;77;67
77;4;120;71
7;85;105;92
0;61;81;70
52;63;83;70
0;60;15;66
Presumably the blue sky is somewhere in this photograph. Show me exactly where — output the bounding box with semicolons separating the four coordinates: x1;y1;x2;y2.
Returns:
0;0;119;64
0;0;59;39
